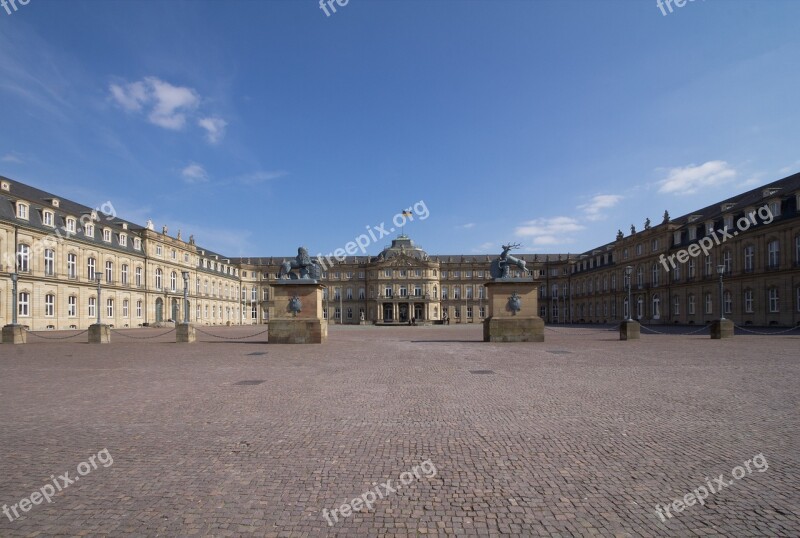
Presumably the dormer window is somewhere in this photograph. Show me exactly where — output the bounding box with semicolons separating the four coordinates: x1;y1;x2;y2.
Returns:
66;217;76;233
133;237;141;250
171;249;177;260
721;203;735;212
103;228;112;242
673;231;682;245
119;234;127;247
723;215;734;229
85;223;95;237
1;180;9;191
16;202;29;219
42;210;54;227
768;199;781;217
688;226;697;241
763;188;781;197
50;198;60;208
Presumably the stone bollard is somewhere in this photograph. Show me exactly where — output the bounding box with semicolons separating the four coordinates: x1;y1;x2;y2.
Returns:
88;324;111;344
619;320;640;340
176;323;196;343
710;319;734;339
2;324;27;344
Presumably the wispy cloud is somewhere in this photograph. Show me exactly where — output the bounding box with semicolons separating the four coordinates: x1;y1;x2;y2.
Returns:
109;77;223;138
234;170;287;186
1;153;23;164
457;223;476;230
657;161;737;195
181;163;208;183
514;216;585;245
198;116;227;144
778;161;800;176
577;194;623;221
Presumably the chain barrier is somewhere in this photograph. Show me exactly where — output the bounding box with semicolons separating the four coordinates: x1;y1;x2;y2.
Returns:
545;325;619;335
733;324;800;336
639;324;710;335
194;327;270;340
25;329;89;340
110;328;176;339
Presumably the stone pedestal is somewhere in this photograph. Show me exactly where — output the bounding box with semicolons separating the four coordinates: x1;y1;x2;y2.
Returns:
483;279;544;342
269;281;327;344
2;324;27;344
710;319;734;339
619;320;640;340
176;323;196;343
88;323;111;344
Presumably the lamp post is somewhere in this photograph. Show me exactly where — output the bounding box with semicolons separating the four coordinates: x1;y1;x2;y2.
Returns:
717;264;726;320
95;274;102;325
11;272;18;325
182;271;189;323
625;266;633;321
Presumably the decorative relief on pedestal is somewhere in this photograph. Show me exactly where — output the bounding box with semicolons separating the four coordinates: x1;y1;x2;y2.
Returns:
288;296;302;316
507;292;521;315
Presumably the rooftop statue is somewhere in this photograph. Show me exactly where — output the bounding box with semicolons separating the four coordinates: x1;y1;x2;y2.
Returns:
278;247;322;281
489;242;529;279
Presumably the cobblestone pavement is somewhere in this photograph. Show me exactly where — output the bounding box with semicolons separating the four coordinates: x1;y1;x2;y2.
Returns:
1;325;798;537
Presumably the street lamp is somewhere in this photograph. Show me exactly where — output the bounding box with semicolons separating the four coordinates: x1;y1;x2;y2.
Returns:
181;271;190;323
625;266;633;321
717;264;726;320
11;272;18;325
95;274;102;324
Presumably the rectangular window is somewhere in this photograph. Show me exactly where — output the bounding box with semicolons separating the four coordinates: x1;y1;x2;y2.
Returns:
452;286;460;300
768;240;780;268
135;267;142;286
704;255;713;276
134;238;141;250
103;229;112;242
744;246;755;272
106;298;114;317
67;253;77;278
88;297;96;318
465;286;473;299
768;288;779;313
44;294;55;316
688;295;695;315
346;288;353;300
68;296;77;317
358;288;365;300
85;224;94;237
44;249;55;276
673;295;680;316
18;292;30;316
43;211;54;226
87;257;96;280
17;203;28;219
66;218;76;233
119;234;127;247
105;261;113;283
123;299;129;318
121;264;129;284
744;290;753;313
441;286;448;300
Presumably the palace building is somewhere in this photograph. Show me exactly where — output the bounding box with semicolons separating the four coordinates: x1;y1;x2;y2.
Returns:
1;172;799;330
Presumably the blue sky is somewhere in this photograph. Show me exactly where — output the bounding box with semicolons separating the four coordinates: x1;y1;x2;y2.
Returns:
1;0;798;257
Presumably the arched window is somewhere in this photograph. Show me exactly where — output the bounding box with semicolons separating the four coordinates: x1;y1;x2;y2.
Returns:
44;293;55;316
636;266;644;288
688;293;696;315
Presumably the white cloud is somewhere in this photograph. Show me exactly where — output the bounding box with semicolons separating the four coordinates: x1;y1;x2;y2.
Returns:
577;194;623;221
145;77;199;130
457;223;476;229
198;116;227;144
1;153;23;163
109;77;208;133
109;80;148;112
514;216;585;245
181;163;208;183
657;161;737;195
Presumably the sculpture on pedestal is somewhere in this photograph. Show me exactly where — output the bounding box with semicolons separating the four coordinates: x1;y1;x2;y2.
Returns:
278;247;322;280
489;243;528;279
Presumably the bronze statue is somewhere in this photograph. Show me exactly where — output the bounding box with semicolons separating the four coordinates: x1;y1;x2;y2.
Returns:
489;243;528;279
278;247;322;280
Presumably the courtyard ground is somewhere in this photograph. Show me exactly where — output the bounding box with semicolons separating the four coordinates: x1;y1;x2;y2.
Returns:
0;324;798;537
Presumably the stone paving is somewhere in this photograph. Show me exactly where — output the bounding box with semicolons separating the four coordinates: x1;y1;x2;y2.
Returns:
0;324;798;537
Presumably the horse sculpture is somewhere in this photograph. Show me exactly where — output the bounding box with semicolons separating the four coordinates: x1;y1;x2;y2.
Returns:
278;247;322;280
489;242;528;279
